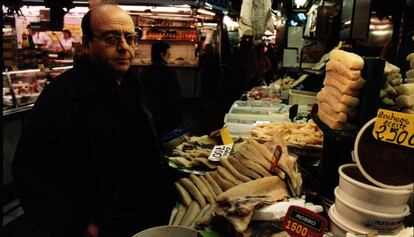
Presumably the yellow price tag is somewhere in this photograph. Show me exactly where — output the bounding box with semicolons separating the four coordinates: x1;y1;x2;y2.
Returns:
373;109;414;148
336;41;343;49
220;127;233;145
38;64;46;72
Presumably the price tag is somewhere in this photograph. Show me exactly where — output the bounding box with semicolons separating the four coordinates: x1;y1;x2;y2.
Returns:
373;109;414;148
220;127;233;145
283;205;327;237
208;144;233;162
38;64;45;72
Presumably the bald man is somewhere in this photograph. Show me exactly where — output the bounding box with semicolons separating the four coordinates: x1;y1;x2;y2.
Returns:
13;5;175;237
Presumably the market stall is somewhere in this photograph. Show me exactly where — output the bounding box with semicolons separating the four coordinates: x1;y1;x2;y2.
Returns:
2;0;414;235
161;50;414;237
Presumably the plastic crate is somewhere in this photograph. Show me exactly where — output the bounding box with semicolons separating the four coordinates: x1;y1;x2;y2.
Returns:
288;89;318;105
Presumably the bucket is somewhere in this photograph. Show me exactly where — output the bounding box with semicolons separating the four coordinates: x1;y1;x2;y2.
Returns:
354;118;414;190
132;225;198;237
328;204;367;235
334;187;410;235
338;164;412;214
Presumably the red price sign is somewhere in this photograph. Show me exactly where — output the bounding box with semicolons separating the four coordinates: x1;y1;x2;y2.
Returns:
283;206;327;237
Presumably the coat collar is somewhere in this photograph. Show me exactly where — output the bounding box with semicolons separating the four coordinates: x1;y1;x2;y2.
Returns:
66;57;144;99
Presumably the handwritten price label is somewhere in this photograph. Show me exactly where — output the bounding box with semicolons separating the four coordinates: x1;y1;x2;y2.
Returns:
283;206;327;237
373;109;414;148
208;144;233;162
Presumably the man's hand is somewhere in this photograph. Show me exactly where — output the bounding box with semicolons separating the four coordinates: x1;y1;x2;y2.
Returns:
84;223;99;237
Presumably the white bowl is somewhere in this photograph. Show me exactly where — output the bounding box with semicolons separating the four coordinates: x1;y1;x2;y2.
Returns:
334;187;410;235
338;164;412;214
354;118;414;190
132;225;197;237
328;204;367;235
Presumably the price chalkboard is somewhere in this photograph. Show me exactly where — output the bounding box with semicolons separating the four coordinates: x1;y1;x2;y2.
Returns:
372;109;414;148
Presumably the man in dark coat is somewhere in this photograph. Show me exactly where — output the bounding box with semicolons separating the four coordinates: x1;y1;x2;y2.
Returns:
140;42;182;138
199;44;220;102
12;5;174;237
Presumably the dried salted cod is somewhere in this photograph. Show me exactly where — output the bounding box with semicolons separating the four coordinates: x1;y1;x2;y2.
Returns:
212;176;289;233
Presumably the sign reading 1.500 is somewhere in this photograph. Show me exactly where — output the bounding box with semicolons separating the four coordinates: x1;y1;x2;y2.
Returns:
283;206;327;237
373;109;414;148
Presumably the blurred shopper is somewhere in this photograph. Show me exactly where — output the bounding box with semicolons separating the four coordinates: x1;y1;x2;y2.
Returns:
13;5;174;237
140;41;183;138
61;29;75;51
232;35;257;91
26;24;53;49
253;43;272;86
199;44;220;102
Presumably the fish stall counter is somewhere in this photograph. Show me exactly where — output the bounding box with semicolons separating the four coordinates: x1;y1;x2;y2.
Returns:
131;60;201;99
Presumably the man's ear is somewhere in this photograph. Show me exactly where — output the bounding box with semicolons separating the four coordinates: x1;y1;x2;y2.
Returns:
82;36;90;54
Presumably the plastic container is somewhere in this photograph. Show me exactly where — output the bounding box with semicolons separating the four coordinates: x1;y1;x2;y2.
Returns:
288;89;317;105
132;225;198;237
354;118;414;190
229;100;289;114
338;164;412;214
223;113;290;125
328;204;367;235
334;187;410;235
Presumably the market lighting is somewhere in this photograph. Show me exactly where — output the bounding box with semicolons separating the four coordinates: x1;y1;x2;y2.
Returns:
120;5;192;14
371;30;391;36
197;23;217;27
298;13;306;20
68;7;89;13
223;15;238;27
197;9;216;16
294;0;308;8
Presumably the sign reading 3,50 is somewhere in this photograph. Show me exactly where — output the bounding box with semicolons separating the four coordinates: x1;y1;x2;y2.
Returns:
373;109;414;148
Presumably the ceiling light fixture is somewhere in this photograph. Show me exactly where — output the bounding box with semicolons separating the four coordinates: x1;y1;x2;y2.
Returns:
197;8;215;16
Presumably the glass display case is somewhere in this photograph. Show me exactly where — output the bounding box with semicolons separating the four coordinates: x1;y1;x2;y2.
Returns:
2;66;72;115
137;17;198;42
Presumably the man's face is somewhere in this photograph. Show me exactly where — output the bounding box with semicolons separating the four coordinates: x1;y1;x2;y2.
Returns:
161;48;171;63
85;7;136;76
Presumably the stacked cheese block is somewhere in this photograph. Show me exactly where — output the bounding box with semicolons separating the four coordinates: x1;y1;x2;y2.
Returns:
380;62;402;106
406;52;414;83
395;53;414;114
317;49;365;130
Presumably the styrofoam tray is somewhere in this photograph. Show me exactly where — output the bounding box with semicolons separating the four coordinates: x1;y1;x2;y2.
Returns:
224;113;290;124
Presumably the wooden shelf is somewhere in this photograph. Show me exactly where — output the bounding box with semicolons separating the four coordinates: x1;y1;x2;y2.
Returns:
141;25;196;29
140;39;195;42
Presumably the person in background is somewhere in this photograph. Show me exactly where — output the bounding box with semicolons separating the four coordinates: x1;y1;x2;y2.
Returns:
253;43;272;86
199;43;221;103
13;4;174;237
140;41;183;138
60;29;75;51
233;35;257;91
26;24;53;49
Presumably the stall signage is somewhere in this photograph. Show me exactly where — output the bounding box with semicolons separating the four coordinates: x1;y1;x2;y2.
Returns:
208;144;233;162
283;206;327;237
373;109;414;148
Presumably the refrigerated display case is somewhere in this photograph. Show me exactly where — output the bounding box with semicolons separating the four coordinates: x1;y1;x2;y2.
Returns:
2;66;72;116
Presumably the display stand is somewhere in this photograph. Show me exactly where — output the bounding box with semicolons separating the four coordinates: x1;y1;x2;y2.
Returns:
312;57;386;206
313;114;357;206
356;57;385;128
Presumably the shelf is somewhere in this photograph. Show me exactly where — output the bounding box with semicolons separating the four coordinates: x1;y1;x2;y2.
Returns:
140;39;196;42
3;103;34;117
141;25;196;29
